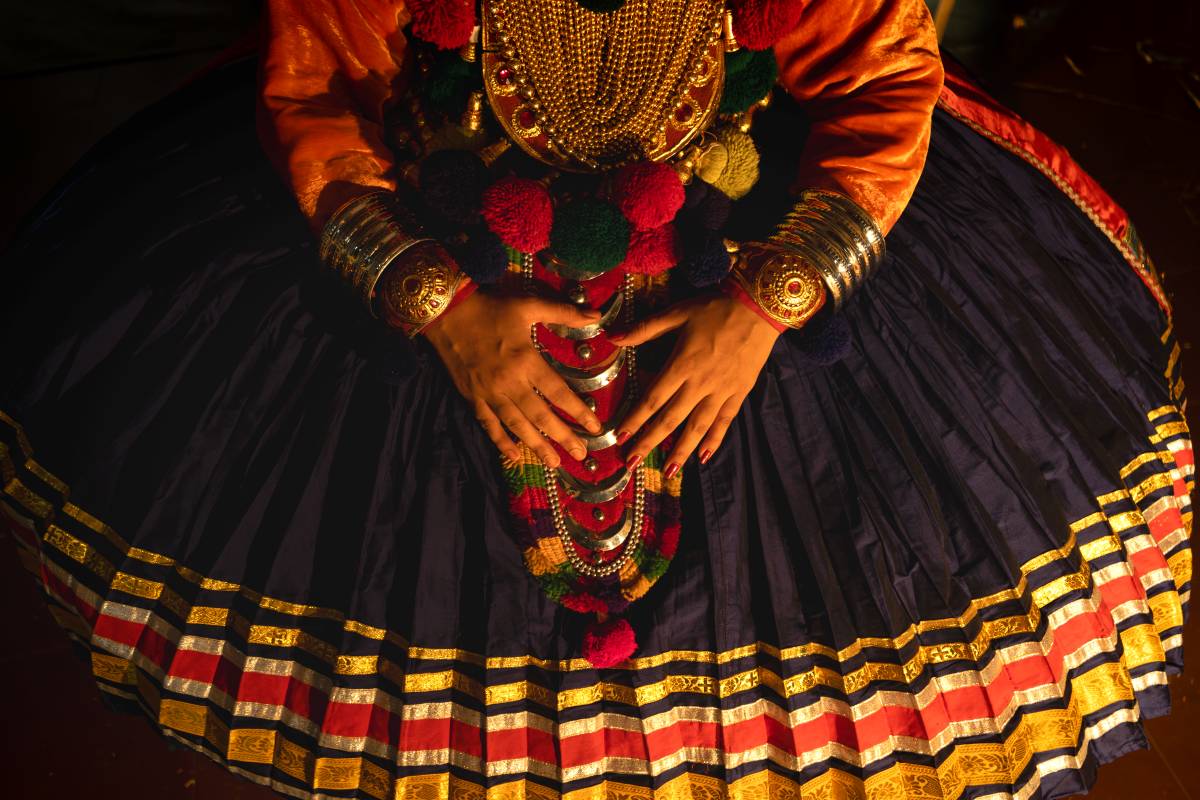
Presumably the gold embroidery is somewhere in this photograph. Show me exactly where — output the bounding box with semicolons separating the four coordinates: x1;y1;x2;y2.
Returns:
1147;590;1185;633
336;654;379;675
112;571;164;600
226;729;276;764
1119;624;1165;670
186;606;230;626
159;698;209;736
92;653;137;685
314;756;364;791
275;736;312;782
3;476;53;519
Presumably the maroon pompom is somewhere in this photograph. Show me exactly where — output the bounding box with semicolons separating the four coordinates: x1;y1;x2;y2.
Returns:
562;593;608;614
481;176;554;253
408;0;476;50
583;617;637;668
610;162;685;231
621;224;680;275
730;0;806;51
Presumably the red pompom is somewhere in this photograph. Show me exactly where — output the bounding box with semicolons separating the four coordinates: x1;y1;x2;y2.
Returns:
482;176;554;253
562;593;608;614
621;224;680;275
610;162;685;231
408;0;476;50
583;617;637;668
730;0;806;51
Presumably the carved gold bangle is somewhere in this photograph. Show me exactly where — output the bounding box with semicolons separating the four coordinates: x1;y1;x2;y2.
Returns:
318;191;433;316
729;246;827;330
376;243;467;337
768;189;885;309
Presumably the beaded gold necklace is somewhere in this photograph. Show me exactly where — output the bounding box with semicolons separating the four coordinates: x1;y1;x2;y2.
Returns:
483;0;725;170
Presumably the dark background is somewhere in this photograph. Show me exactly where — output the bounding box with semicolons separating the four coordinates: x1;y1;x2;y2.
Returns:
1;1;1198;797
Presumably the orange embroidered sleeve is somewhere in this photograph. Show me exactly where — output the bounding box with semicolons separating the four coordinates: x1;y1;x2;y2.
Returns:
773;0;944;232
257;0;411;231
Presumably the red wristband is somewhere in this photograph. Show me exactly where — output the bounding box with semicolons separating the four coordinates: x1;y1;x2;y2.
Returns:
720;278;790;333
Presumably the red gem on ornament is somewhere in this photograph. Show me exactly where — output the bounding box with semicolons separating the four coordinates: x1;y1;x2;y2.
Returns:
674;103;695;123
786;279;802;296
518;108;538;131
496;67;514;86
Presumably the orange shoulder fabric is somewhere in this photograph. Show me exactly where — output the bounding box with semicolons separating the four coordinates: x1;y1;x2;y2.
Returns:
258;0;411;231
773;0;944;232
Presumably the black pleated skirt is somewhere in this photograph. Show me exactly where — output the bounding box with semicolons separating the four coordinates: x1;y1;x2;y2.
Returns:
0;58;1190;800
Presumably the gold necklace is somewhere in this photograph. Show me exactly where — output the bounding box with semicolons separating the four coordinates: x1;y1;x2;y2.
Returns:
483;0;725;171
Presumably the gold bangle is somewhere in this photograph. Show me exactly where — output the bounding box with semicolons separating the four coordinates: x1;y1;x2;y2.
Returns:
729;245;826;330
376;243;467;337
769;189;885;309
318;191;430;314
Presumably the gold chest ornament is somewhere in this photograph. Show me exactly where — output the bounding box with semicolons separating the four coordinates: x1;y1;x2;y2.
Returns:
481;0;726;171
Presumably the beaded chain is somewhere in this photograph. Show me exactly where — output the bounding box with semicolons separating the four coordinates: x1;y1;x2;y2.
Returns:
488;0;724;168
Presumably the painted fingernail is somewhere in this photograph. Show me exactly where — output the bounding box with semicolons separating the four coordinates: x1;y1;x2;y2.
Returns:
665;462;680;479
626;453;642;469
616;431;632;445
700;449;713;464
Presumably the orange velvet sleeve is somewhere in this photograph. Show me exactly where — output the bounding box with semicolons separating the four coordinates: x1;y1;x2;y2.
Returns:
773;0;944;232
257;0;411;231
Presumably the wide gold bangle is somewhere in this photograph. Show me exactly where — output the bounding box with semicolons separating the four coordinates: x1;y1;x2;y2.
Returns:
729;245;826;330
768;189;885;310
318;191;431;315
376;243;468;337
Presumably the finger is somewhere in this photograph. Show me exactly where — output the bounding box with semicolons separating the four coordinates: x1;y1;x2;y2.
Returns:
494;397;562;468
697;393;746;464
664;396;721;477
475;401;520;463
522;297;602;328
608;306;690;346
626;389;702;470
509;386;589;462
617;363;688;445
530;359;603;433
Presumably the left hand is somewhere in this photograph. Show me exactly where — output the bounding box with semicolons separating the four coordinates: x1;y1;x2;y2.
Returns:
610;292;781;477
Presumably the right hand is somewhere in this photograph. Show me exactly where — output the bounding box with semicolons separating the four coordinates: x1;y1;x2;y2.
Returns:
422;292;604;467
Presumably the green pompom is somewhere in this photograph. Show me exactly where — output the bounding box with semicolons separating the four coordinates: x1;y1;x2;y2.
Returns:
718;49;777;115
549;199;629;279
422;52;475;113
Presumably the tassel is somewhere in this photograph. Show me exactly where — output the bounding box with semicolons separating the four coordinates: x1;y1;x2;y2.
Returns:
583;614;637;668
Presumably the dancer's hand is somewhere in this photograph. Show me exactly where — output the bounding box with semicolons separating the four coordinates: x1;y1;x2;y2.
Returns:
610;294;780;476
423;292;604;467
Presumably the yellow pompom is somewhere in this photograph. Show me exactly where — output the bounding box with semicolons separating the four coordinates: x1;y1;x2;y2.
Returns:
694;142;729;185
708;127;759;200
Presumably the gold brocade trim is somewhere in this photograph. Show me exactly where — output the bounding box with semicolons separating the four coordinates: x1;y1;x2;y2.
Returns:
147;689;1103;799
1;402;1189;798
1;403;1191;680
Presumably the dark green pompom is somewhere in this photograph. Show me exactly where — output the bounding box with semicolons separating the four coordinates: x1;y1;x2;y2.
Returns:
577;0;626;11
719;49;777;115
549;199;629;279
422;52;475;113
